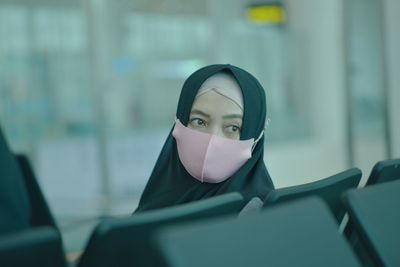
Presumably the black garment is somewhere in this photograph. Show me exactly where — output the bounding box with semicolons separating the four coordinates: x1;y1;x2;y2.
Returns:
0;127;31;235
135;64;274;212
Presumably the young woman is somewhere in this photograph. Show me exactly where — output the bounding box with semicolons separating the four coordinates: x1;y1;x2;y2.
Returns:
135;64;274;212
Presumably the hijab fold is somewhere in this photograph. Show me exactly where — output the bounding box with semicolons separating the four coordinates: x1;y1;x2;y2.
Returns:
135;64;274;213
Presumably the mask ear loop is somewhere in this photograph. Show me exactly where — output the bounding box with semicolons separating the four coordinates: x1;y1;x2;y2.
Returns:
251;129;265;153
251;117;271;153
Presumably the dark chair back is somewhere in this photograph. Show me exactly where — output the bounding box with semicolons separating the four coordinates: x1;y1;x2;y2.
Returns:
156;197;362;267
264;168;362;222
343;179;400;267
0;127;31;234
77;192;244;267
365;158;400;185
15;154;58;229
0;226;66;267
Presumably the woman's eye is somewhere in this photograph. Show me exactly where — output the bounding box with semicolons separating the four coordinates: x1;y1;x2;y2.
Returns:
226;125;241;133
190;118;207;127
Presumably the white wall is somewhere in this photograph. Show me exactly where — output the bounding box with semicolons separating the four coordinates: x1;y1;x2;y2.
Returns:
267;0;400;188
266;0;348;188
383;0;400;158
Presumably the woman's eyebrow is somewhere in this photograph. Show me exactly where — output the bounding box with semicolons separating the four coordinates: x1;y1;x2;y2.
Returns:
190;109;210;118
223;114;243;120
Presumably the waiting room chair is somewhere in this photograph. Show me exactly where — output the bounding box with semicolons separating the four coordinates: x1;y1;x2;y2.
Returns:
0;127;31;235
0;226;65;267
365;158;400;186
263;168;362;222
156;197;362;267
15;154;59;231
76;192;244;267
343;179;400;267
1;126;67;266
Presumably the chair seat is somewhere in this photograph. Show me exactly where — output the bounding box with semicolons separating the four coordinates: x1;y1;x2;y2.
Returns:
157;197;362;267
264;168;362;222
343;179;400;267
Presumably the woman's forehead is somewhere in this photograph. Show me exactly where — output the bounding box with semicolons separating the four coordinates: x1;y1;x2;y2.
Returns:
190;90;243;119
196;72;244;110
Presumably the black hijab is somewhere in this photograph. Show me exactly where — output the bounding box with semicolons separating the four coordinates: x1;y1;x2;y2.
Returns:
134;64;274;213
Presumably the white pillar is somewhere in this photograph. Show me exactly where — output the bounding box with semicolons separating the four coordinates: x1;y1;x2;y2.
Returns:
383;0;400;158
82;0;118;213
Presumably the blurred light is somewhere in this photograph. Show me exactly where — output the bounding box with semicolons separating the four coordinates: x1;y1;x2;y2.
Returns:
246;4;286;25
148;59;204;79
114;57;136;74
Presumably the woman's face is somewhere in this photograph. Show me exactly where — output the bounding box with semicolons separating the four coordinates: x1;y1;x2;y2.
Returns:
188;90;243;140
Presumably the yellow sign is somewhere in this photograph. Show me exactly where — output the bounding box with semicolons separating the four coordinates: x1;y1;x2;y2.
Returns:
247;5;286;24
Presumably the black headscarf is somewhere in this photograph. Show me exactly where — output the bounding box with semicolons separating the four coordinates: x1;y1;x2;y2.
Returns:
134;64;274;213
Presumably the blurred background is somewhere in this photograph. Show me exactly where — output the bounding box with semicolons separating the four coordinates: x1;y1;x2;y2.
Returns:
1;0;399;252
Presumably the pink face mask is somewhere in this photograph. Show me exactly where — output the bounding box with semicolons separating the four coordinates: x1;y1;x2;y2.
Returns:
172;119;262;183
